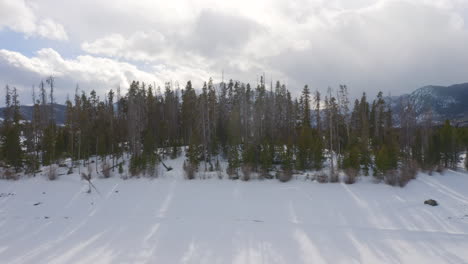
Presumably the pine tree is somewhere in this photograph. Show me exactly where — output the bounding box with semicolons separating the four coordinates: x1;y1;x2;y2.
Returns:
1;75;460;186
259;143;273;178
181;81;197;145
227;145;240;179
301;85;311;128
297;127;312;171
281;144;294;172
358;93;371;175
440;120;459;168
465;151;468;170
343;144;360;183
1;86;23;171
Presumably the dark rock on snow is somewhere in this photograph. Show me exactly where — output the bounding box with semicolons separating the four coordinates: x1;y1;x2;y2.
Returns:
424;199;438;206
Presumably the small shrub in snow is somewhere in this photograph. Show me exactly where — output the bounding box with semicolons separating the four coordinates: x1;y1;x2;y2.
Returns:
241;165;252;181
316;172;328;183
1;168;17;180
47;165;58;181
183;161;197;180
170;146;180;159
329;171;339;183
344;168;358;184
384;170;398;186
278;170;293;182
129;156;144;177
226;165;239;180
398;160;418;187
147;164;159;178
24;154;39;176
262;172;274;180
215;160;223;179
101;161;111;178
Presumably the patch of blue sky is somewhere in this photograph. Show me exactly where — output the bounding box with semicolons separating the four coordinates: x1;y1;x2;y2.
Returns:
0;29;81;59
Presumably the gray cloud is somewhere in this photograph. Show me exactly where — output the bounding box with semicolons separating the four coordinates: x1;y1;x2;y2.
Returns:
189;9;262;57
266;0;468;97
1;0;468;102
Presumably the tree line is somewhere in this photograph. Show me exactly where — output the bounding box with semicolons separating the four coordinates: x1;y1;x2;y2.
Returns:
1;76;468;185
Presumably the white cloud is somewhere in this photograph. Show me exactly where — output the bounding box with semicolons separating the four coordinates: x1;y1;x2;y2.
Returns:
0;0;68;41
0;0;36;34
37;19;68;41
2;0;468;99
0;48;164;102
73;0;468;97
82;31;166;61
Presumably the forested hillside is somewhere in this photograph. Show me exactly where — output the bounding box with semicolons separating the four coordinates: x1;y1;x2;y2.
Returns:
1;76;468;185
390;83;468;126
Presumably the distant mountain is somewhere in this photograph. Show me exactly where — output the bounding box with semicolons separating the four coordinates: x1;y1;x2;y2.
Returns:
390;83;468;126
0;104;67;124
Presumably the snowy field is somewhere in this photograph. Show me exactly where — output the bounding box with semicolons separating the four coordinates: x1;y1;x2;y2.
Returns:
1;159;468;263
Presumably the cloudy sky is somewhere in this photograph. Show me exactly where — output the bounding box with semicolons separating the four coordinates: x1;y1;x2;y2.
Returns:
0;0;468;104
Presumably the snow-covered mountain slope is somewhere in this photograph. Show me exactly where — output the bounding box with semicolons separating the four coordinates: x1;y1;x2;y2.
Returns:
391;83;468;125
0;162;468;263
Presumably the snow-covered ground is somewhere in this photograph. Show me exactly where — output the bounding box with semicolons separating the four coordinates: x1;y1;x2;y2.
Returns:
1;158;468;263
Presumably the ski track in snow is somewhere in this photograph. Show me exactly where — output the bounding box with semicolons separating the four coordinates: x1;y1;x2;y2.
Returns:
0;165;468;263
